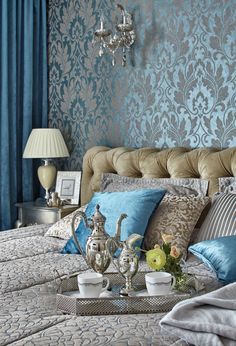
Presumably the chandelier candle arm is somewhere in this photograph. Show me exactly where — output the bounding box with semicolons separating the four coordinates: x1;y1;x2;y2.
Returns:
100;15;104;30
122;13;126;25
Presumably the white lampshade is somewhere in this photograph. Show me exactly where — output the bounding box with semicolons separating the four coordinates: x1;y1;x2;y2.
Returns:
23;128;69;158
23;128;70;199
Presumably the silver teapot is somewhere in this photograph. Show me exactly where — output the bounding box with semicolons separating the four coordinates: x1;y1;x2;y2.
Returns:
71;204;127;274
107;233;143;296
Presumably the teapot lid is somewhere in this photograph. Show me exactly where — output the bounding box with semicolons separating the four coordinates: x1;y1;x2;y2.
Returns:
92;204;106;225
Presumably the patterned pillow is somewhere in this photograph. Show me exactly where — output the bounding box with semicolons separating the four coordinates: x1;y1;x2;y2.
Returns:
44;205;87;239
219;177;236;194
195;193;236;243
101;173;209;196
143;195;210;255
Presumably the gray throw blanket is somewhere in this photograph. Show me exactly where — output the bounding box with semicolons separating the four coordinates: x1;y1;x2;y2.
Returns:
160;283;236;346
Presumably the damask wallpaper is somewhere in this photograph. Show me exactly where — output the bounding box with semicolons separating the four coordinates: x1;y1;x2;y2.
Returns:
48;0;236;170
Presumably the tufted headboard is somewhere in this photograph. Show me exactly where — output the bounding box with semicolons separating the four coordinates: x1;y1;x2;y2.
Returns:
80;146;236;205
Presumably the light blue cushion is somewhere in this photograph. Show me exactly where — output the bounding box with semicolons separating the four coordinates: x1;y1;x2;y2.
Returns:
189;236;236;284
62;189;166;255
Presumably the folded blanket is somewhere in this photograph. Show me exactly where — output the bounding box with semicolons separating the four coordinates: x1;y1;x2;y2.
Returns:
160;283;236;346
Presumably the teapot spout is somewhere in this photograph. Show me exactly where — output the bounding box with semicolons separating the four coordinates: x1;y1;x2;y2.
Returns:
114;213;127;241
106;213;127;257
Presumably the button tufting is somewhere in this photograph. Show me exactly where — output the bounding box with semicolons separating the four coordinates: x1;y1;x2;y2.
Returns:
81;146;236;205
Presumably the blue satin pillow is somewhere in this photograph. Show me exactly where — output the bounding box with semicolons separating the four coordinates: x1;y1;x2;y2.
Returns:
189;236;236;284
62;189;166;255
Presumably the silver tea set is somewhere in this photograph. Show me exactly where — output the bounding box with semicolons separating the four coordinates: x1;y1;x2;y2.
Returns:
71;204;142;295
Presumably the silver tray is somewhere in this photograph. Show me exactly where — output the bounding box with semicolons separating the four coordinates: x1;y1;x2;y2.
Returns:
56;272;191;316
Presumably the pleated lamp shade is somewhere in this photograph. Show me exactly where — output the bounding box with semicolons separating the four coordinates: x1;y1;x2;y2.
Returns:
23;128;69;199
23;128;69;158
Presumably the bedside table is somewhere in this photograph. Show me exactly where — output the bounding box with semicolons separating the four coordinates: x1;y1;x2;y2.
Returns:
15;201;79;227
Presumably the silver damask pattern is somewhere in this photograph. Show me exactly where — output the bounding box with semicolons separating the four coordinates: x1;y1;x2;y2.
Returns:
48;0;236;170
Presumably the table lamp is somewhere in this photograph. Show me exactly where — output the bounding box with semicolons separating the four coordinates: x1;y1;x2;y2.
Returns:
23;128;70;200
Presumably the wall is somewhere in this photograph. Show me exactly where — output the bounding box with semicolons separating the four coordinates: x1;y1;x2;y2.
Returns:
48;0;236;170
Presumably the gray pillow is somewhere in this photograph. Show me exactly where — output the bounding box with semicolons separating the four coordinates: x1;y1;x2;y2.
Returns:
101;173;209;196
219;177;236;194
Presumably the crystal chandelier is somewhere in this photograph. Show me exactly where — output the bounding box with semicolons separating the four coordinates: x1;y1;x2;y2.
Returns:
93;4;135;67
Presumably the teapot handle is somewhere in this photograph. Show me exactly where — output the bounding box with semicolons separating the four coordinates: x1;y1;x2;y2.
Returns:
106;238;122;273
71;210;92;264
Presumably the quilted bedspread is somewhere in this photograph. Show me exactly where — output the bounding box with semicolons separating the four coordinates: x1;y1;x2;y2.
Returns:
0;225;221;346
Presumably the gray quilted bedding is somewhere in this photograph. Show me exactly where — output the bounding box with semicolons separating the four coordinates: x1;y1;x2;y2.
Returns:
0;225;221;346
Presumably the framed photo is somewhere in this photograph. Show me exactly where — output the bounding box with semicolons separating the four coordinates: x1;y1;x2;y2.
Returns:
55;171;81;205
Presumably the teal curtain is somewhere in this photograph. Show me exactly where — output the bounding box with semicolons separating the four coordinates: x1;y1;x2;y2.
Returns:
0;0;48;230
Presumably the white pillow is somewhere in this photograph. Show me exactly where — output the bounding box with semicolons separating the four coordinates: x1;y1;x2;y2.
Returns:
44;205;87;239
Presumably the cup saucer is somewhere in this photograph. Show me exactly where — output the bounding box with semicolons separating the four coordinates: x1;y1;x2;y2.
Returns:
129;289;175;297
64;290;82;298
63;290;114;298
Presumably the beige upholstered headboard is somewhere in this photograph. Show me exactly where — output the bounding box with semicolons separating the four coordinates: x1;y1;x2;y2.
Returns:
80;146;236;205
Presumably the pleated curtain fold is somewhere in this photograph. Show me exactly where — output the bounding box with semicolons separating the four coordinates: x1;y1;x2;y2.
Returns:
0;0;48;230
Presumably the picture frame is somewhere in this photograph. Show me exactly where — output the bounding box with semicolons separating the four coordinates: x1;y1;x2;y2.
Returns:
55;171;81;205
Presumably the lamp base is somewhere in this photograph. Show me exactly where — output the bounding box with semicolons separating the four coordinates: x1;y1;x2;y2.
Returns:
37;160;57;200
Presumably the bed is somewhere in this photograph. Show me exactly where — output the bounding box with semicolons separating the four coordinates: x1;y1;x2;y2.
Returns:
1;146;236;346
